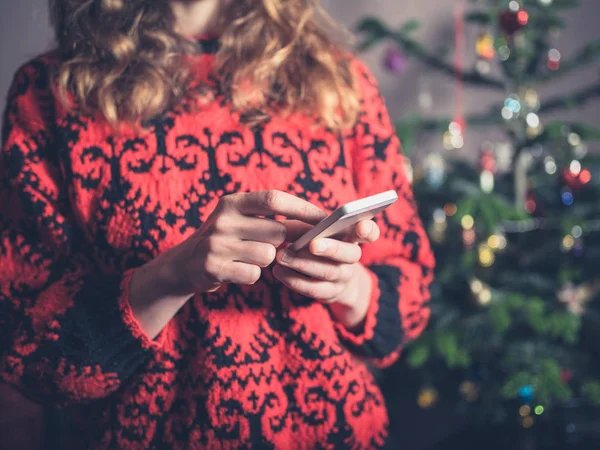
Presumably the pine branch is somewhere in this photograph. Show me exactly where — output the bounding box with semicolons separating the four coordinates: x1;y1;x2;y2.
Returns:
539;82;600;114
356;17;505;90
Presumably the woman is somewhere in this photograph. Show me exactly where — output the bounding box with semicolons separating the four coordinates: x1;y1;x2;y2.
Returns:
0;0;435;448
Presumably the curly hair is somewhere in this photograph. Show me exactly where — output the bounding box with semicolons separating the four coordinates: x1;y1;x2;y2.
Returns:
49;0;360;130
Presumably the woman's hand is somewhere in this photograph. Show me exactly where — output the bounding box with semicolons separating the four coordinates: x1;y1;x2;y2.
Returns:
129;190;327;338
272;219;380;329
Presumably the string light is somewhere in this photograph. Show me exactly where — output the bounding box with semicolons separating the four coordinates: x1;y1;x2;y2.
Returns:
417;387;439;409
517;10;529;26
534;405;544;415
478;244;495;267
544;157;557;175
498;45;511;61
580;170;592;184
568;133;582;147
571;226;583;239
459;381;479;402
562;234;575;251
561;190;574;206
488;235;500;249
509;1;520;11
526;113;540;128
461;215;475;230
443;121;465;150
478;288;492;305
497;233;507;250
524;89;540;110
548;48;561;70
569;160;582;176
480;170;494;193
519;405;531;417
502;107;514;120
444;203;457;216
470;278;483;294
522;416;535;428
433;209;447;224
463;229;476;247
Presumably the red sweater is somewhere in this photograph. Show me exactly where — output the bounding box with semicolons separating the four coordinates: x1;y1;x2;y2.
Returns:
0;40;434;449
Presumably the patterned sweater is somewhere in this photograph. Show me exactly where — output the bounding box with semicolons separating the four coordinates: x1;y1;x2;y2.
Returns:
0;39;434;449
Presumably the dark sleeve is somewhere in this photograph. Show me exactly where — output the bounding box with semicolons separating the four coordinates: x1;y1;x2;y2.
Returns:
0;59;165;405
333;59;435;368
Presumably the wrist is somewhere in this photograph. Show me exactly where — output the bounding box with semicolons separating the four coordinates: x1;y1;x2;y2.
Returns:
329;264;372;330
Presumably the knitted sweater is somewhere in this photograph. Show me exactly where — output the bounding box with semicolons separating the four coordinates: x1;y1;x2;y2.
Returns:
0;39;434;449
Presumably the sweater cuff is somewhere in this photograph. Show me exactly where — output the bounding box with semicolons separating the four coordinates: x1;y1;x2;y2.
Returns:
118;269;169;351
57;268;165;380
334;265;403;363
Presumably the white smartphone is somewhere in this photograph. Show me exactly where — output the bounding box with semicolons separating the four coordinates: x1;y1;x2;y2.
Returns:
290;190;398;252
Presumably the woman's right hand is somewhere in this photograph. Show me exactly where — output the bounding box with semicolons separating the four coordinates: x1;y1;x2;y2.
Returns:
129;190;327;339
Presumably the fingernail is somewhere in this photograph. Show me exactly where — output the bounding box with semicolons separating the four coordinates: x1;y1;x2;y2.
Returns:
281;250;293;264
314;240;329;253
360;222;373;238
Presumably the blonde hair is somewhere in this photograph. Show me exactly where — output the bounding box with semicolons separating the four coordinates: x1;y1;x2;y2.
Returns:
49;0;360;130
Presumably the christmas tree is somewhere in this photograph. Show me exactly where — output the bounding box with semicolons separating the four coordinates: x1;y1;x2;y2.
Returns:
357;0;600;429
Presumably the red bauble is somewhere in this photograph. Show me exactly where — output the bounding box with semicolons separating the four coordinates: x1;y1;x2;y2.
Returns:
480;150;496;174
562;168;585;191
499;10;529;36
560;369;573;383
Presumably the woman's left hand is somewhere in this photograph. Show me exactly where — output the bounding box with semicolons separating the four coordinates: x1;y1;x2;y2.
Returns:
272;219;380;328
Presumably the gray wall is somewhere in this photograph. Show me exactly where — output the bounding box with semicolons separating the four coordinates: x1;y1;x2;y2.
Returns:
1;0;599;158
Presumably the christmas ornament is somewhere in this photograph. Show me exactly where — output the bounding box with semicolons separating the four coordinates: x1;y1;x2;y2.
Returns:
480;144;496;173
525;189;537;214
518;385;534;403
383;47;408;74
499;9;529;36
547;48;561;71
560;369;573;383
417;386;439;408
476;33;495;60
561;165;590;191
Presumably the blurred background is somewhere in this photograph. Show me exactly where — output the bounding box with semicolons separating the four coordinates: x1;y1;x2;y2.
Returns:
1;0;600;449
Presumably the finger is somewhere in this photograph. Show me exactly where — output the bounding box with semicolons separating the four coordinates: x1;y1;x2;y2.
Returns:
275;248;351;282
346;220;380;244
307;238;362;264
272;264;341;301
236;217;288;246
282;219;314;242
224;262;262;285
228;190;327;224
234;241;277;267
